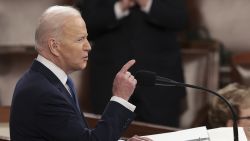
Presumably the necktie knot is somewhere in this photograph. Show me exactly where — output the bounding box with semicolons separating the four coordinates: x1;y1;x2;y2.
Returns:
66;77;74;90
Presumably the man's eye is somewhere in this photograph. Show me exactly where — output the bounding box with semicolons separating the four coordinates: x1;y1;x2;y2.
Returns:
77;37;84;41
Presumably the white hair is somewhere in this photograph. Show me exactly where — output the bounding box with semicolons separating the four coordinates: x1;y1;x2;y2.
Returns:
35;5;81;50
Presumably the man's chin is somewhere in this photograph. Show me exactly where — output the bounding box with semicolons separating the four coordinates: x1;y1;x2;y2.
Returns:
80;63;87;70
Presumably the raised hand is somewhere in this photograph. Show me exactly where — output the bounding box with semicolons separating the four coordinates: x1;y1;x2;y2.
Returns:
112;59;137;101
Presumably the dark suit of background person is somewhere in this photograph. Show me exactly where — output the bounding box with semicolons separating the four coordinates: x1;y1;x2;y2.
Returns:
9;6;145;141
75;0;188;127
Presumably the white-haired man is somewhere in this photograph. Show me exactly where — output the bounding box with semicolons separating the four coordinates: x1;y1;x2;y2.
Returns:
10;5;150;141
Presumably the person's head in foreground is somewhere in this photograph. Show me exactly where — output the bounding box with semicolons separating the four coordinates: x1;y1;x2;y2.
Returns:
209;83;250;140
10;5;152;141
35;5;91;73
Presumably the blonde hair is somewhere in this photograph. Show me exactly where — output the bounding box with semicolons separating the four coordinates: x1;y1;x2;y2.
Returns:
209;83;250;127
35;6;81;50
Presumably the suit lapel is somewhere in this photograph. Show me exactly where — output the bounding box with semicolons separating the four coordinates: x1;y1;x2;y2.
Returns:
30;60;89;127
30;60;84;117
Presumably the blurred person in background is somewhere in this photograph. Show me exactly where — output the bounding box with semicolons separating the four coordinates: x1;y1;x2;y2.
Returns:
209;83;250;140
75;0;188;127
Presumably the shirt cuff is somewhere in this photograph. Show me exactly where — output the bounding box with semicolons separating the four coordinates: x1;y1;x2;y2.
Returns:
110;96;136;112
114;1;130;19
141;0;153;13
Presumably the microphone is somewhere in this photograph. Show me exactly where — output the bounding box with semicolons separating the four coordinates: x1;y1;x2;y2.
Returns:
135;70;239;141
135;70;178;86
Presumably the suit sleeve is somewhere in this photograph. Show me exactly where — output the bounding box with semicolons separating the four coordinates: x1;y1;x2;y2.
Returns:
75;0;121;40
145;0;188;30
36;91;135;141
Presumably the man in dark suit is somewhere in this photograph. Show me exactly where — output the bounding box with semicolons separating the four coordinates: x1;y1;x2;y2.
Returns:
10;5;150;141
75;0;187;127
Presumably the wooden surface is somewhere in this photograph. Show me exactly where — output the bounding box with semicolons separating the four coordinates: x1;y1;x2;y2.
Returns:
231;51;250;84
0;107;179;140
0;107;10;123
0;107;10;141
84;112;179;138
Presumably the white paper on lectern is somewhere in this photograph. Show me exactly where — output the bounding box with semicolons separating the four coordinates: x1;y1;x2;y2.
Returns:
208;127;247;141
143;126;209;141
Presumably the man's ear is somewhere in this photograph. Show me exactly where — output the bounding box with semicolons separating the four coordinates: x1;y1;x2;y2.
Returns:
48;38;60;56
226;119;233;127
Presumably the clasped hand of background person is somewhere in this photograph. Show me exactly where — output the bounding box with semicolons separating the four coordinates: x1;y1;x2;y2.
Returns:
119;0;149;11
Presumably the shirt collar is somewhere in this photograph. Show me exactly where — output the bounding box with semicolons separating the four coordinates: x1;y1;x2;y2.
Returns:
36;54;67;85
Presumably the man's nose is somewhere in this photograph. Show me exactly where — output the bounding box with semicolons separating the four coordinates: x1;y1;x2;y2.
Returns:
84;40;91;51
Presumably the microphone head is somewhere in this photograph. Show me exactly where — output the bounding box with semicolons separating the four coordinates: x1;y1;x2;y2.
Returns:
135;70;156;86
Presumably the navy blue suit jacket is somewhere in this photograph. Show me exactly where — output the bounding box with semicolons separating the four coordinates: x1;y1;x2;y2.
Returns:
10;60;135;141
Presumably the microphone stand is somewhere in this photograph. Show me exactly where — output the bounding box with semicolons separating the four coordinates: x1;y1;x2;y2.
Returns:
156;76;239;141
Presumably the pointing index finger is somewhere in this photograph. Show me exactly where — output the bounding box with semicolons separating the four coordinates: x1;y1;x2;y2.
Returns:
120;59;136;73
